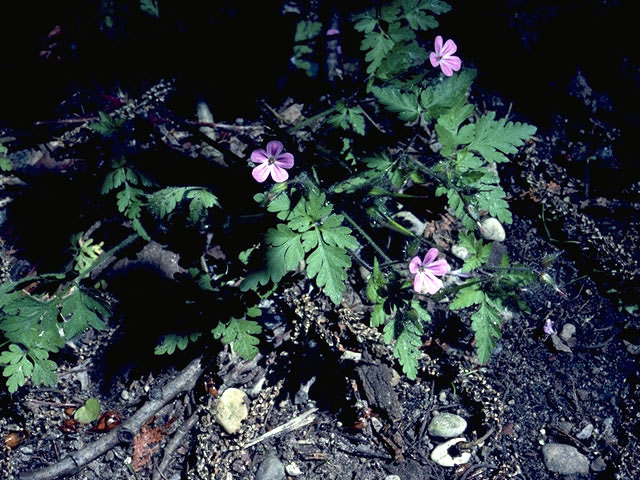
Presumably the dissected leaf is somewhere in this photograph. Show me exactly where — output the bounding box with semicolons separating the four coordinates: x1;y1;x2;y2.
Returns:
212;316;262;360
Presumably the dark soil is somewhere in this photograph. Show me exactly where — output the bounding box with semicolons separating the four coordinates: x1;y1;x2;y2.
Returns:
1;2;639;480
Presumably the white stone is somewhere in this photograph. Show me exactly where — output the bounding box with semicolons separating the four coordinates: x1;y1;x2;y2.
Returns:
451;245;469;260
215;388;249;434
430;438;471;467
480;217;506;242
285;463;303;476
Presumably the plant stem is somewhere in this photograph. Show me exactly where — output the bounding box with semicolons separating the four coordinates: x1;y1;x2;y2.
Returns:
287;105;338;133
341;211;392;264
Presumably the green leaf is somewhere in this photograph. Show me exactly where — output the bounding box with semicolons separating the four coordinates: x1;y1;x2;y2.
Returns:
361;31;395;75
366;257;387;303
304;231;353;305
295;20;322;41
61;287;110;338
0;345;32;393
186;189;220;223
449;284;484;310
353;12;378;34
420;69;476;122
435;103;474;155
471;298;502;364
401;0;446;30
140;0;159;17
371;86;420;122
467;112;537;164
458;233;493;272
154;332;201;355
347;107;366;135
475;187;513;224
371;303;387;328
74;398;101;423
410;300;432;324
383;312;423;380
31;357;58;388
266;224;305;281
212;317;262;360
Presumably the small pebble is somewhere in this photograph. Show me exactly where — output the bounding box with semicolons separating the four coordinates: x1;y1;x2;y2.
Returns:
384;476;402;480
479;217;505;242
428;413;467;438
215;388;249;434
542;443;589;474
591;456;607;472
255;454;285;480
285;462;303;477
560;323;576;342
576;423;594;440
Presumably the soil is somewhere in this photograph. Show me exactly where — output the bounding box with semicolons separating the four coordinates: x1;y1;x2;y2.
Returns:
1;2;639;480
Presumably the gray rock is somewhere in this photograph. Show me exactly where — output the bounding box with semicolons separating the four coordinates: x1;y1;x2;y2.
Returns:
384;476;402;480
479;217;505;242
215;388;249;434
591;456;606;472
428;413;467;439
542;443;589;475
576;423;594;440
256;454;285;480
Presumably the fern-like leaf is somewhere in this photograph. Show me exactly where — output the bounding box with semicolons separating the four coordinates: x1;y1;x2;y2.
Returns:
467;112;537;164
471;297;503;364
212;315;262;360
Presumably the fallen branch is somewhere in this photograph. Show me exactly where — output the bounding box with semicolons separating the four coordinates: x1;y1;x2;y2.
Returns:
18;356;205;480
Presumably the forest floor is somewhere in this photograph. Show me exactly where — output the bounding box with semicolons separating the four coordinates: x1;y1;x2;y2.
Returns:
1;79;639;480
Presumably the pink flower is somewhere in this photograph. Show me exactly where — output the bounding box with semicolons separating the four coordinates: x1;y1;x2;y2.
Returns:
251;141;294;183
409;248;451;294
429;35;462;77
543;318;555;335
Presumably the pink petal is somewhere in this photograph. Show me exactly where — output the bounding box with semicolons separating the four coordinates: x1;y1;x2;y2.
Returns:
429;52;439;67
434;35;443;55
252;163;271;183
443;56;461;72
409;256;422;274
270;164;289;183
413;272;427;293
440;62;453;77
427;259;451;276
441;39;457;57
423;248;439;265
251;149;269;164
274;152;294;169
422;271;443;294
266;141;284;157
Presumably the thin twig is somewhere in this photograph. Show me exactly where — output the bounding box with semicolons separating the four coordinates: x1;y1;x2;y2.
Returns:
185;120;264;131
18;357;206;480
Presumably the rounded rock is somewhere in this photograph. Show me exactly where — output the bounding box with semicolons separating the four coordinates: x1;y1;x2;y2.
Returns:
428;413;467;439
480;218;506;242
215;388;249;434
255;454;285;480
285;462;303;477
542;443;589;475
384;476;402;480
